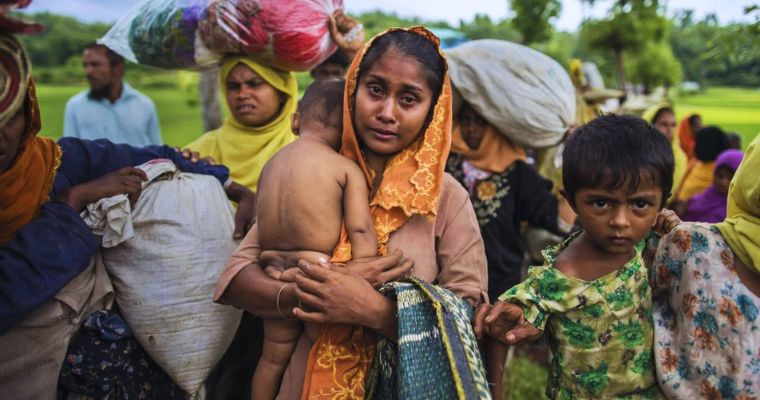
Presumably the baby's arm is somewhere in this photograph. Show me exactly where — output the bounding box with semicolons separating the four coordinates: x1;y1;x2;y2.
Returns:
343;164;378;258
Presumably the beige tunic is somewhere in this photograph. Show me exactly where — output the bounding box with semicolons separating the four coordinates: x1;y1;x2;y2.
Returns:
214;174;488;399
0;254;113;400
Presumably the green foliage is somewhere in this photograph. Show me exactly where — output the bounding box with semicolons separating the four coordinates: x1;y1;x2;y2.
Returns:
510;0;561;44
533;31;578;68
503;350;550;399
14;12;109;67
626;41;682;90
458;14;520;42
669;6;760;88
578;0;670;88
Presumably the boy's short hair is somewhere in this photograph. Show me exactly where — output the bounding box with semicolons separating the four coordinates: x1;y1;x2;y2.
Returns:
563;114;675;206
298;78;345;132
695;126;728;161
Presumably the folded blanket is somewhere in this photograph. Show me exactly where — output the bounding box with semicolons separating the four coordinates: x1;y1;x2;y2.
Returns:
366;275;491;400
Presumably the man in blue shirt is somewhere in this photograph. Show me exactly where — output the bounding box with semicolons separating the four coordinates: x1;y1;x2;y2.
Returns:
64;44;162;146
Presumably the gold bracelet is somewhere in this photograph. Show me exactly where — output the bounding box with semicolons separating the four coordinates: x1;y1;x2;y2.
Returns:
276;283;297;321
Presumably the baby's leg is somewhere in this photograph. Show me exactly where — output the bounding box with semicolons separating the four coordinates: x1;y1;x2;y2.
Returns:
251;319;303;400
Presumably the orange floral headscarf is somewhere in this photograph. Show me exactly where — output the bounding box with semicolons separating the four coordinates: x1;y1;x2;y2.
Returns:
301;26;453;399
0;34;60;244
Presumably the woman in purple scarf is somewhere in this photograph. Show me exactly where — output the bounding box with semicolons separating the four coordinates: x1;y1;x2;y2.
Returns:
682;149;744;223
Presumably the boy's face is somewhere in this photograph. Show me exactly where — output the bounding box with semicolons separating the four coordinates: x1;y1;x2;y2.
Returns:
567;175;663;255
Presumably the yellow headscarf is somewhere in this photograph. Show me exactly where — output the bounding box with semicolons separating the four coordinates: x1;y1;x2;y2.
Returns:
676;161;714;201
185;56;297;192
717;134;760;273
642;103;688;200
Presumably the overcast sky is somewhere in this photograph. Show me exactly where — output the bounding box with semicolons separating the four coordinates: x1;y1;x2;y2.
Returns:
19;0;755;31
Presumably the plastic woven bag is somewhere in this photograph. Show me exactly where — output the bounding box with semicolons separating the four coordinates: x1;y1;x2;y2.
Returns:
447;39;576;148
100;0;220;69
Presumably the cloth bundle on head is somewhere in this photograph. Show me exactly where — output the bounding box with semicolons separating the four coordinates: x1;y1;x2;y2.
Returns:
301;26;453;399
683;149;743;223
446;39;575;148
0;34;60;244
717;136;760;273
185;55;296;192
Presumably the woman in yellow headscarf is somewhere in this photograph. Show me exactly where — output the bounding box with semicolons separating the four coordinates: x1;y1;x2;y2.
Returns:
185;56;298;192
214;27;491;399
647;133;760;399
642;104;688;201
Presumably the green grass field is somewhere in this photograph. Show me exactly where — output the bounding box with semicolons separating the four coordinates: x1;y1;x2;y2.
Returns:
38;84;760;149
36;84;207;147
672;87;760;148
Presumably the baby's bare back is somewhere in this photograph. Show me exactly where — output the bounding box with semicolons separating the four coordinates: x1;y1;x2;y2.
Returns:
256;140;351;255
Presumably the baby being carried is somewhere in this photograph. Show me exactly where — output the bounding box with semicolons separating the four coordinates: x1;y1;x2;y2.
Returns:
251;78;377;400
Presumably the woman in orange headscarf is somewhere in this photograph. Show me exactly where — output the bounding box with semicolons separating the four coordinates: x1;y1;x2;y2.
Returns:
677;113;702;162
215;27;490;398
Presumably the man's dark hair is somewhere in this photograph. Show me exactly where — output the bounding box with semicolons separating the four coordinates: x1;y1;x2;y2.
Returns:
321;51;349;69
695;126;729;161
84;43;124;67
298;78;345;132
563;114;675;206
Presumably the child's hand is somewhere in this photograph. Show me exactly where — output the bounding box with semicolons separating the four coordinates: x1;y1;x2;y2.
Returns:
473;303;491;340
652;208;681;236
264;266;284;280
483;301;543;345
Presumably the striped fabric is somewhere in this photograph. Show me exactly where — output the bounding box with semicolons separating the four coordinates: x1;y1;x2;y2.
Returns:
0;34;29;126
366;276;491;400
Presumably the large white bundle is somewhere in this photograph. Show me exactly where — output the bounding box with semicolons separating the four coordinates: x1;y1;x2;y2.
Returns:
101;164;241;396
447;39;576;148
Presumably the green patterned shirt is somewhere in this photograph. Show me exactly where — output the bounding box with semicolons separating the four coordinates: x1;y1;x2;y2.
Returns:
500;233;662;399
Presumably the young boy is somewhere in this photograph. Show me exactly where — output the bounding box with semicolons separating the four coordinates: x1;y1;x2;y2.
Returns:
475;115;677;399
251;78;377;400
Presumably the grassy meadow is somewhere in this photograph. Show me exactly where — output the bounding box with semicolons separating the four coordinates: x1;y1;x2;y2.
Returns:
38;83;760;149
673;86;760;148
